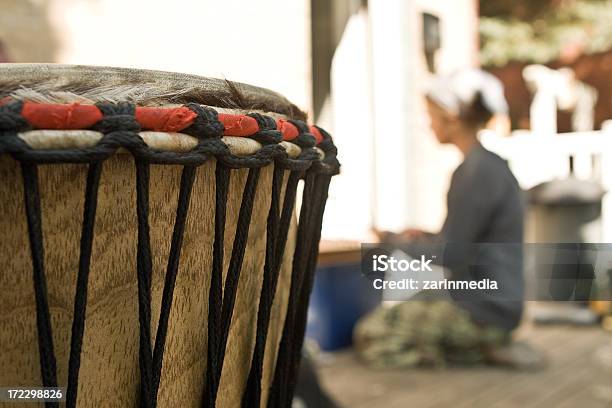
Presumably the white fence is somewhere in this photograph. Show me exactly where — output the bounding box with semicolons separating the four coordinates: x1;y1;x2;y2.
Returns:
480;126;612;241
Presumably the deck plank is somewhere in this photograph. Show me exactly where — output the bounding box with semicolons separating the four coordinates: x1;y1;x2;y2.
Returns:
317;325;612;408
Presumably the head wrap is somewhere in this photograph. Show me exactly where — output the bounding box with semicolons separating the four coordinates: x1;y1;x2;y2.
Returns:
426;69;508;118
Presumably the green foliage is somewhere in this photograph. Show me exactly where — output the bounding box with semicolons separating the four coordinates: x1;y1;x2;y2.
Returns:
480;0;556;19
480;0;612;66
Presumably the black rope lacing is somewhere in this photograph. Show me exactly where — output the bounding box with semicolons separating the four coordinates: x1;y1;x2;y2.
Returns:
151;165;197;401
66;161;103;408
0;100;339;408
20;163;58;408
268;127;338;408
283;174;333;406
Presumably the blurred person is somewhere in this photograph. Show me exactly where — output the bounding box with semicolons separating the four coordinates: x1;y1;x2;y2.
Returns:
357;69;544;370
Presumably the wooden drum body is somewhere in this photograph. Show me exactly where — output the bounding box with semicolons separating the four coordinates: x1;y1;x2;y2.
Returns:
0;64;339;407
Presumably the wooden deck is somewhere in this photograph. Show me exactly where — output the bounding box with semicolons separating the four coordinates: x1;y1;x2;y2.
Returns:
317;324;612;408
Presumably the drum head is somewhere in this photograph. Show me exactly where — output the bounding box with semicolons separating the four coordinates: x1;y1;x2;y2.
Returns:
0;63;307;120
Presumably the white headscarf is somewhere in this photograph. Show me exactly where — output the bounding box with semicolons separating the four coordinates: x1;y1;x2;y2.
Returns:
426;69;508;117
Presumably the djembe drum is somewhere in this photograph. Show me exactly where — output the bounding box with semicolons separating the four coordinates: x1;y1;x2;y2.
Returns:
0;64;339;407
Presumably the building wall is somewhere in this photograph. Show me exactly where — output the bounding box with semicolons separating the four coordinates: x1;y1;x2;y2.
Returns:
0;0;59;62
322;0;479;240
1;0;312;111
407;0;479;232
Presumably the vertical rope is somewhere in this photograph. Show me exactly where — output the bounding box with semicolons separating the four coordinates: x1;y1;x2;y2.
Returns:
242;167;282;407
20;162;59;408
135;160;155;408
273;172;302;271
219;167;261;360
203;161;230;407
205;167;261;407
151;165;197;401
282;174;332;406
66;162;104;408
268;172;318;408
243;169;300;407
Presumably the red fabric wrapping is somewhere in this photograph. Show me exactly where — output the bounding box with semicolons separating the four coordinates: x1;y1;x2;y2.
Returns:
276;119;299;141
309;125;324;144
218;113;259;136
21;102;103;130
135;106;197;132
17;101;326;146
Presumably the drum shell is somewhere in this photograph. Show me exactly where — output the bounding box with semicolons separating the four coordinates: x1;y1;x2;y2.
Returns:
0;154;297;407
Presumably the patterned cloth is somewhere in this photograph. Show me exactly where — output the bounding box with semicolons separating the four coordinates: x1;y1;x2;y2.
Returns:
354;299;509;368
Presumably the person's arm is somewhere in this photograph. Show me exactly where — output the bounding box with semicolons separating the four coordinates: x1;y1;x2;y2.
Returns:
383;159;506;267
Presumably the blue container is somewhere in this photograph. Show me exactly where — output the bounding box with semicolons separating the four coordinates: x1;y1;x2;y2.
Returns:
306;262;381;351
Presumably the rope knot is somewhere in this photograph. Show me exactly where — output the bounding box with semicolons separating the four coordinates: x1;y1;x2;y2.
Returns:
92;102;140;134
0;101;30;132
247;113;282;145
183;103;224;139
92;102;140;133
288;120;316;148
312;126;336;154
